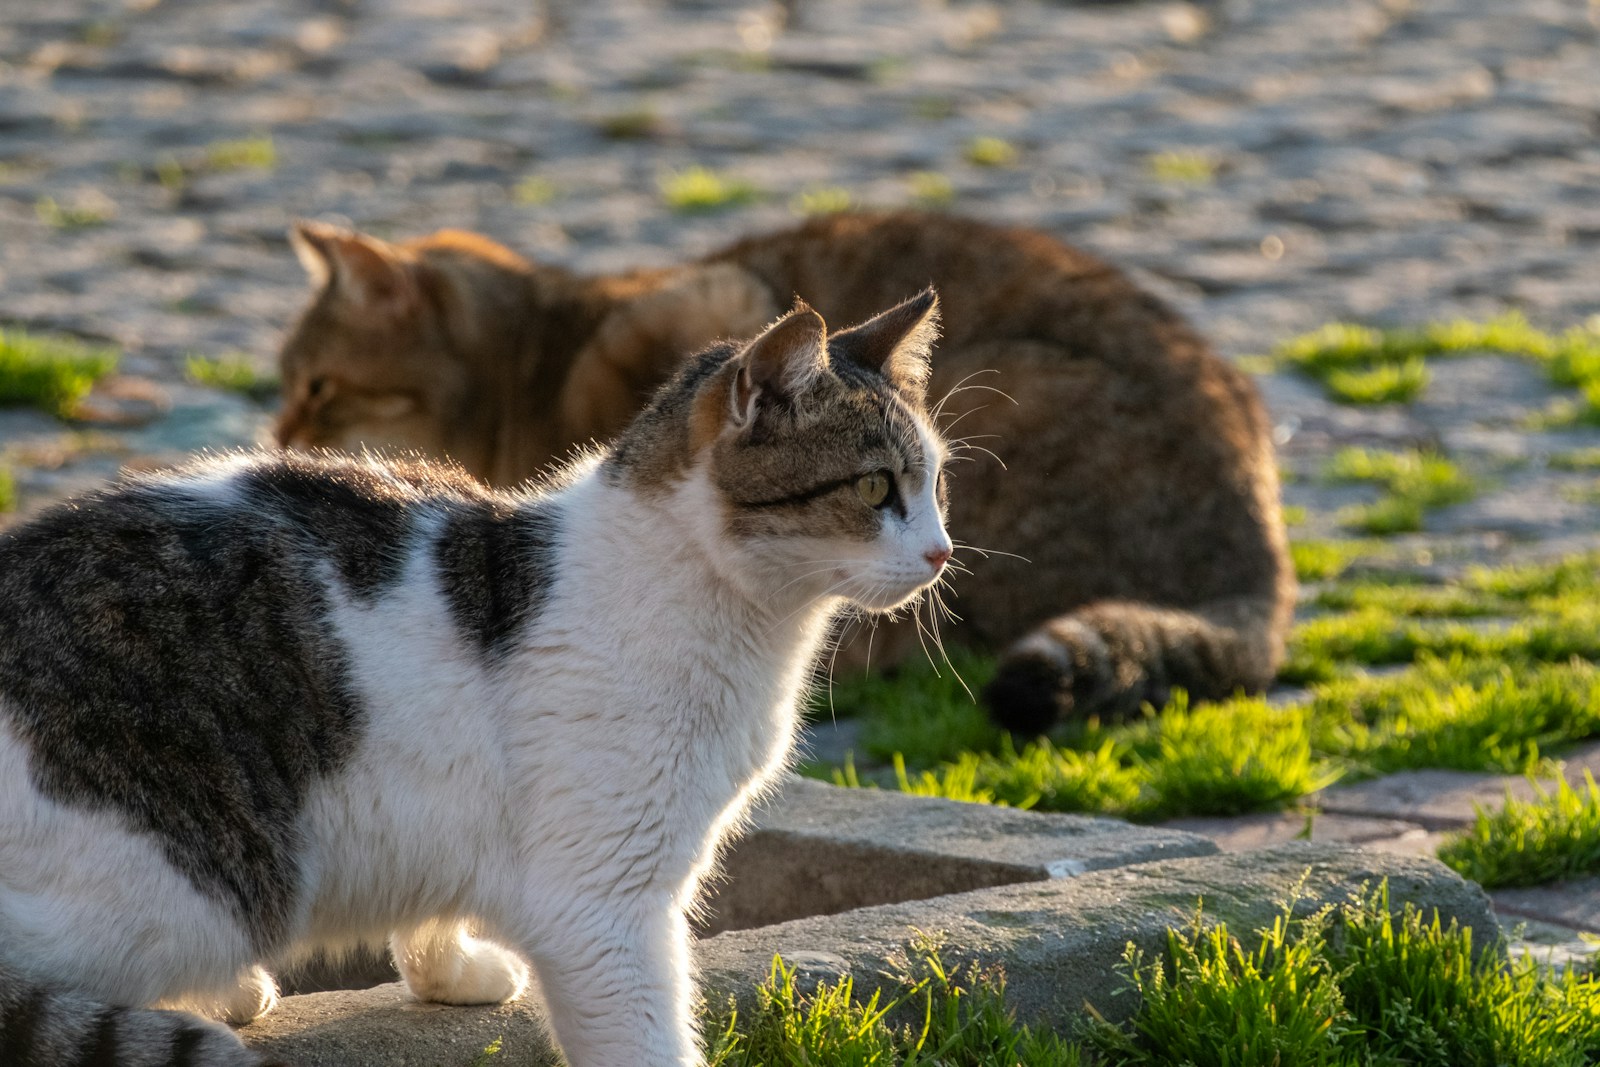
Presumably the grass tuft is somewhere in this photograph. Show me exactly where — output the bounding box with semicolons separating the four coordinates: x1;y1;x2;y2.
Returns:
1309;657;1600;776
1438;772;1600;889
1290;539;1388;581
1137;695;1341;819
0;327;118;417
963;136;1018;167
1324;447;1477;534
1145;150;1217;185
513;176;558;205
705;944;1081;1067
790;185;854;216
659;167;759;212
204;135;278;171
907;171;955;206
1091;884;1600;1066
35;193;114;229
1092;907;1345;1065
1323;356;1429;404
1272;312;1600;414
185;354;279;402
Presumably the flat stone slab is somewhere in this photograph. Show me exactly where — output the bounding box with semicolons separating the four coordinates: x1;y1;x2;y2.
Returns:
707;776;1217;933
1159;810;1423;853
1491;877;1600;934
1317;741;1600;829
242;844;1494;1066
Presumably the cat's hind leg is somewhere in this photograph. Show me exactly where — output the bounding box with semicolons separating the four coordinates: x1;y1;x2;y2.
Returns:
391;919;531;1005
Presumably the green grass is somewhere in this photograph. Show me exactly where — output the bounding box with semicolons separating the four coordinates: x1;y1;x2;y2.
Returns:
1439;772;1600;889
184;354;279;402
1270;312;1600;411
702;890;1600;1066
0;327;118;417
706;944;1081;1067
1290;539;1390;581
1323;447;1478;534
1323;356;1429;404
0;462;15;513
512;176;558;205
204;135;277;171
1145;150;1217;185
1308;657;1600;776
35;194;114;229
659;167;760;212
963;136;1018;167
1095;885;1600;1066
907;171;954;206
1549;448;1600;471
821;550;1600;823
823;690;1338;822
790;186;854;216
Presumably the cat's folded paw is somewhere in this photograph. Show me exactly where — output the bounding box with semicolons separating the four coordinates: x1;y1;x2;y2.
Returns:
393;921;532;1006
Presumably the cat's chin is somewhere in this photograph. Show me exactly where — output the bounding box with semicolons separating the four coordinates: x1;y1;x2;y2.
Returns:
846;581;936;615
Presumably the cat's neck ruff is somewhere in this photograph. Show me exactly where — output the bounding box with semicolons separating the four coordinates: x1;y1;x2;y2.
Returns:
550;456;843;656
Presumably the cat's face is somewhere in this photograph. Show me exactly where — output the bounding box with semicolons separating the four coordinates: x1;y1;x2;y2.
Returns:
275;223;480;469
618;292;952;614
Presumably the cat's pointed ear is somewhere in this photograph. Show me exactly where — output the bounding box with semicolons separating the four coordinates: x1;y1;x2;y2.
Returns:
728;303;829;426
289;221;418;316
830;288;940;400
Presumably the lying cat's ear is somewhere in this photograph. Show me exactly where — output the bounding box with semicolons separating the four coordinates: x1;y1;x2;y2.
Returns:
829;288;940;401
729;303;829;427
289;221;419;317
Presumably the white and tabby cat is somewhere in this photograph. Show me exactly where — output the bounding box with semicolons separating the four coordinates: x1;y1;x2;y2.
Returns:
0;293;951;1067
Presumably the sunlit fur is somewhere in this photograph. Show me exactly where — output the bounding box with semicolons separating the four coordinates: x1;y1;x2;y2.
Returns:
275;212;1293;733
0;299;948;1067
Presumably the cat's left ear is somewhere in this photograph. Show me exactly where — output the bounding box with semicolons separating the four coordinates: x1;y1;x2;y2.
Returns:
829;288;940;401
727;303;830;427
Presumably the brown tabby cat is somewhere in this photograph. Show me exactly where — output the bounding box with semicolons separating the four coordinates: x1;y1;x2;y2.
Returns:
276;212;1294;734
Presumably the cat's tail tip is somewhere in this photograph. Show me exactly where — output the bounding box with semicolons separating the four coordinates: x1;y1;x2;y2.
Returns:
982;600;1281;734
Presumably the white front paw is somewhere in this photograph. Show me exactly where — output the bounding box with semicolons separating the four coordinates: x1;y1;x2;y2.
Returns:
158;964;279;1026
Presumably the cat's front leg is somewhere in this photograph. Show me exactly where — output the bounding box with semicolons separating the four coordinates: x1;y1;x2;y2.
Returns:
392;918;532;1005
529;905;700;1067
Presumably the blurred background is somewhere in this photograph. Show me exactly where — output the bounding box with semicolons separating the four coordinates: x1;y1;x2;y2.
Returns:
3;0;1596;371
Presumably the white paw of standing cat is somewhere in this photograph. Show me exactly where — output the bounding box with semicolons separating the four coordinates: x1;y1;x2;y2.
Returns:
392;919;532;1005
156;963;280;1025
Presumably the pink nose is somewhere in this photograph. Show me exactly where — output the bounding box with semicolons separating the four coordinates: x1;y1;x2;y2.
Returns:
925;546;952;572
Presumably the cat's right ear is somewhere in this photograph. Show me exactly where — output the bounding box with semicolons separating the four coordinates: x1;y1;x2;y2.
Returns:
728;304;829;428
289;221;419;317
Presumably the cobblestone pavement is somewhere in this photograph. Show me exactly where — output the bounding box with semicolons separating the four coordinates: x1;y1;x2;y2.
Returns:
2;0;1598;959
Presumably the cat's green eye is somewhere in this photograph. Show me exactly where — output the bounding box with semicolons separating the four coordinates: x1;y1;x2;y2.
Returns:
856;471;892;508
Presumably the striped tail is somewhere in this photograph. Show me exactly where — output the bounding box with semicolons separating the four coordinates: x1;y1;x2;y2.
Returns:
982;598;1282;735
0;962;279;1067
